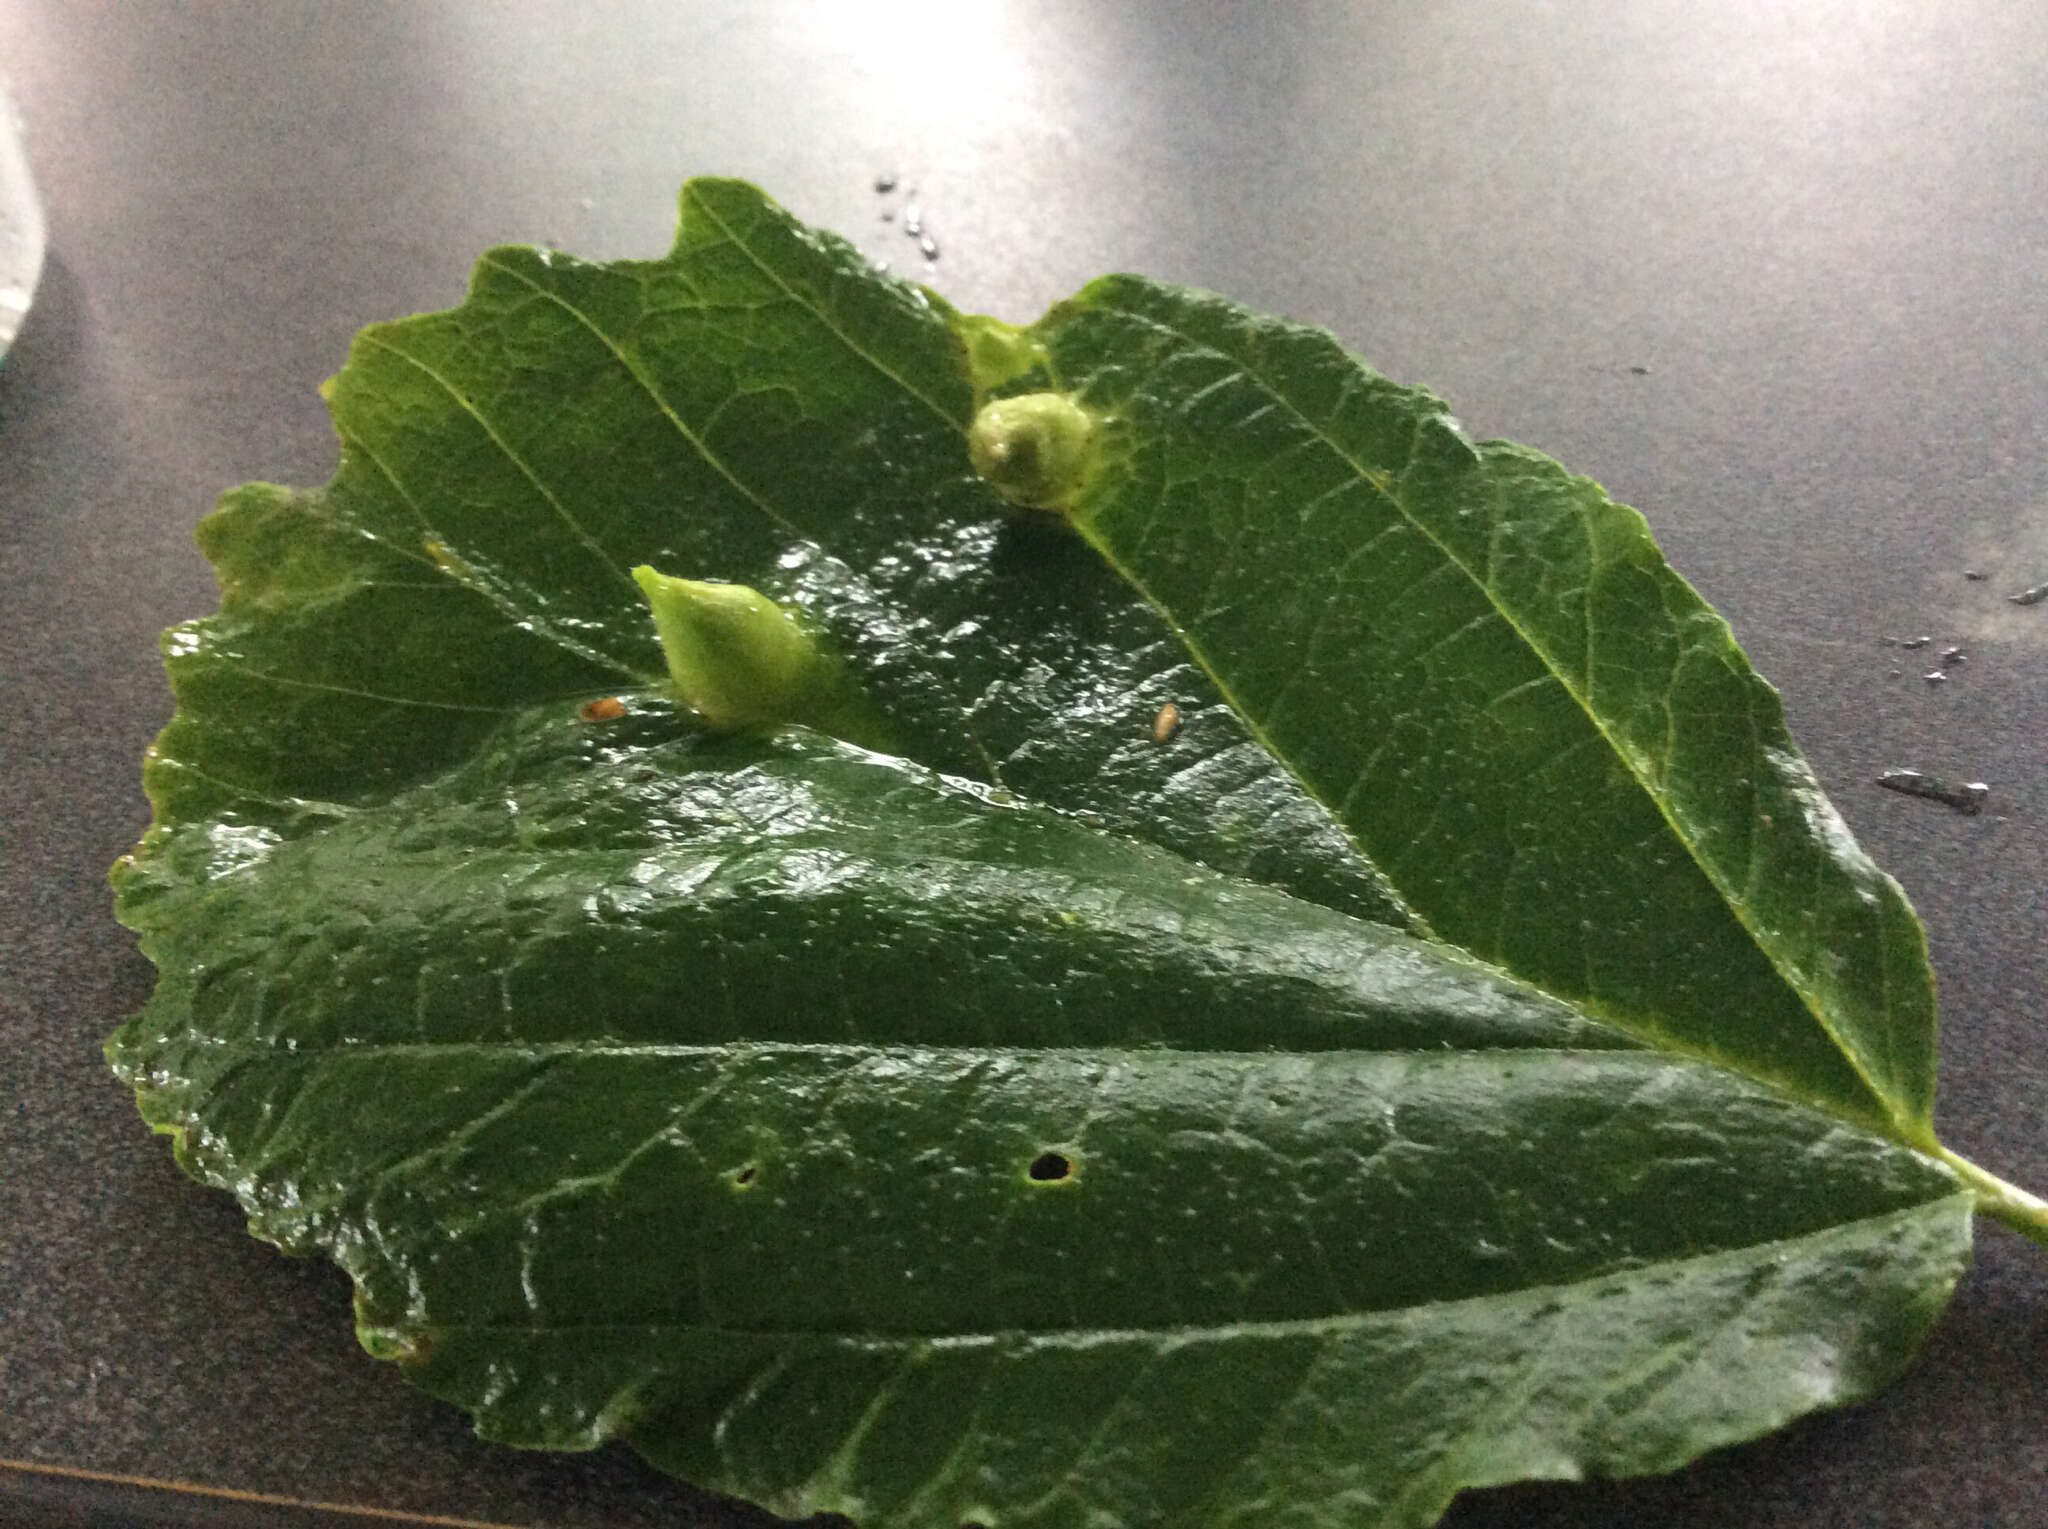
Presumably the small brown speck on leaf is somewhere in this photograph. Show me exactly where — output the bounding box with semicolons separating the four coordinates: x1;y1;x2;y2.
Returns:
1153;702;1180;743
579;696;627;722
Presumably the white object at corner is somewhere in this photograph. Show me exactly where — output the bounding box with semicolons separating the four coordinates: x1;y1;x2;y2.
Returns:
0;82;46;362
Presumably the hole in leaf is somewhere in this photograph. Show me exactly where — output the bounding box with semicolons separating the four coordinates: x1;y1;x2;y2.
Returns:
727;1163;760;1190
1026;1150;1073;1183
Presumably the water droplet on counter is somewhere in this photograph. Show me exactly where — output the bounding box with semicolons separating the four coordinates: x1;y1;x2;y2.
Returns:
873;172;899;193
1964;569;1987;581
917;234;939;262
902;205;923;236
878;206;895;221
1875;769;1988;815
1887;634;1933;649
1628;364;1651;376
1922;669;1947;685
1939;646;1966;667
2008;581;2048;606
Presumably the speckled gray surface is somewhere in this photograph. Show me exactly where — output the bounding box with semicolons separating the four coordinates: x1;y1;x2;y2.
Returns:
2;3;2044;1526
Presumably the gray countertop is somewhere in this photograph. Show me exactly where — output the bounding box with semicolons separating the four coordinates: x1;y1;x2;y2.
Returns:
3;4;2044;1526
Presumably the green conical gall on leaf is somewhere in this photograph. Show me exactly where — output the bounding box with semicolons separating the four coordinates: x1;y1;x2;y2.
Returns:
632;566;822;731
967;391;1099;510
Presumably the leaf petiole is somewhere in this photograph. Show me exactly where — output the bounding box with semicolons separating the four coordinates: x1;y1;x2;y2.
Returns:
1934;1145;2048;1249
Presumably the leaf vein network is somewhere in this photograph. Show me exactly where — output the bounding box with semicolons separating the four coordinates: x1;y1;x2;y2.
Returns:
1083;298;1901;1132
356;333;639;598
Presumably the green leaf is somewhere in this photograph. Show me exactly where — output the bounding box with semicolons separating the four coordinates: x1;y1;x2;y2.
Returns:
114;706;1971;1527
1017;289;1940;1144
111;179;2038;1527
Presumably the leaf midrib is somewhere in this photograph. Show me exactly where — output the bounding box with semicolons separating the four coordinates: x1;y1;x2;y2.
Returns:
140;1039;1641;1062
351;1197;1970;1345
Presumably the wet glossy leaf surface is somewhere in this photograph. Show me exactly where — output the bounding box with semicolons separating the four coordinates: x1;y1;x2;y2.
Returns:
1036;280;1938;1141
112;181;1976;1527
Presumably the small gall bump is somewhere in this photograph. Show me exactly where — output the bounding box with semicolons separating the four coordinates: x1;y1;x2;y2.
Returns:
968;392;1099;511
